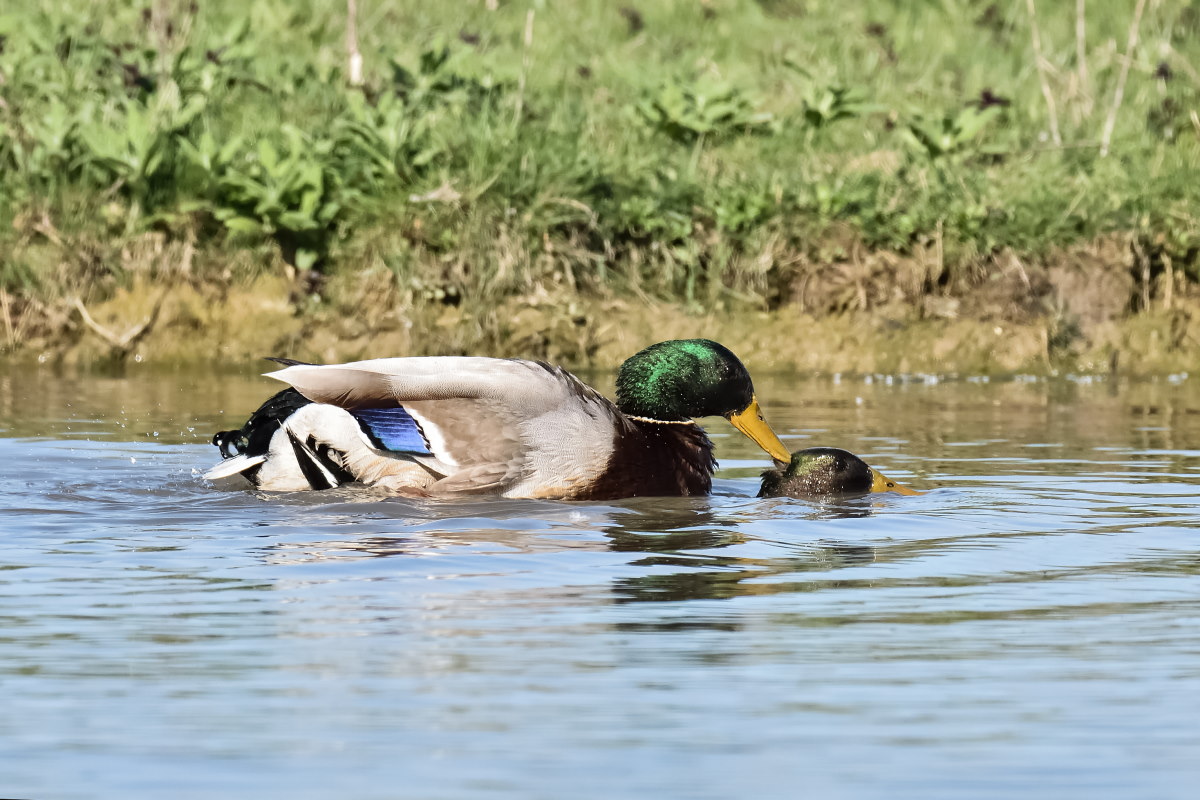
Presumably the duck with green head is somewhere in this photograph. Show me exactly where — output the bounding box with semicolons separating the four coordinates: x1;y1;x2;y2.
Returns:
759;447;921;500
206;338;791;499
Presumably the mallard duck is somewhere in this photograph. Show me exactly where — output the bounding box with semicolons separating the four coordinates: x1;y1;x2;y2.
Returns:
758;447;921;500
205;339;791;499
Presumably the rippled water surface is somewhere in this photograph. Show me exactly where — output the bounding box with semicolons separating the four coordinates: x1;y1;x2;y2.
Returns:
1;366;1199;799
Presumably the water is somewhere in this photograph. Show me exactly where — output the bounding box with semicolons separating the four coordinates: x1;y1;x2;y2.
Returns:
1;366;1198;799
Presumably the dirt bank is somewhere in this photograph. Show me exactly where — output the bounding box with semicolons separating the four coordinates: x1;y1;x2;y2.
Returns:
3;234;1197;376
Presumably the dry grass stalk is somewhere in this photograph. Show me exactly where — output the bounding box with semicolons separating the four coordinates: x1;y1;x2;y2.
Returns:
514;9;535;126
1162;253;1174;311
1100;0;1149;157
1075;0;1092;115
1024;0;1063;146
0;290;14;350
1131;236;1151;312
73;290;169;356
346;0;363;87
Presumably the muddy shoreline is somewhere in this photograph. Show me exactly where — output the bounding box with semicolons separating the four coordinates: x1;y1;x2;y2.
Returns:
3;234;1196;376
6;288;1196;378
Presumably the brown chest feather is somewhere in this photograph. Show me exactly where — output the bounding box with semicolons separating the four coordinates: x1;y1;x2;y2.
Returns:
570;419;716;500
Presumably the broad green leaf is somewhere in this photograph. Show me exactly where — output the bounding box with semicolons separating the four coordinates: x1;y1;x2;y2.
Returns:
222;216;266;233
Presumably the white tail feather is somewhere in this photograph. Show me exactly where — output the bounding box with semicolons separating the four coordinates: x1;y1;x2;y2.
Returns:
203;454;267;481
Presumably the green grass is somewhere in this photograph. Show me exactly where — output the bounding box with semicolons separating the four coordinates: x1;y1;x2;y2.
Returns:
1;0;1198;314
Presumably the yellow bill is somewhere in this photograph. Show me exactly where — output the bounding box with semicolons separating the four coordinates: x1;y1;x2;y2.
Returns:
727;396;792;463
869;467;923;496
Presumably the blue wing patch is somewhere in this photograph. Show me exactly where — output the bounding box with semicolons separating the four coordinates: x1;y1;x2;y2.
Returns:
351;407;432;454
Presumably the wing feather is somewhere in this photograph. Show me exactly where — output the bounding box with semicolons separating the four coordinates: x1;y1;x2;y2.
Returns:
265;356;622;496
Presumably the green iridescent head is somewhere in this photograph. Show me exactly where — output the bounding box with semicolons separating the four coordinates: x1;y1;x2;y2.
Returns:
615;339;752;420
759;448;874;498
616;339;792;462
759;447;922;499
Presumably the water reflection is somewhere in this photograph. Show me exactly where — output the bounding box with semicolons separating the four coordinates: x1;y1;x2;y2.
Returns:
608;535;883;604
241;490;891;606
597;496;882;602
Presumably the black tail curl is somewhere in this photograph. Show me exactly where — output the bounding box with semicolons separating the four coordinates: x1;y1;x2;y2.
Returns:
212;388;313;459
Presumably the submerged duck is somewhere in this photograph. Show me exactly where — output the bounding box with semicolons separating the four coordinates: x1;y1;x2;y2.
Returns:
758;447;921;500
206;339;791;500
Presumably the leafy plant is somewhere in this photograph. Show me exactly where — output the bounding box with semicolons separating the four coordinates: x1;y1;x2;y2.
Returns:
332;92;444;188
213;125;345;273
177;130;245;187
390;44;504;111
801;84;869;129
75;92;208;211
615;193;693;242
2;98;79;193
639;76;776;144
901;106;1001;159
0;11;252;213
713;185;781;233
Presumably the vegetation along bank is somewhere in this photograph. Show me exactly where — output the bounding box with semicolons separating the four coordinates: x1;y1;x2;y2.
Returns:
1;1;1198;374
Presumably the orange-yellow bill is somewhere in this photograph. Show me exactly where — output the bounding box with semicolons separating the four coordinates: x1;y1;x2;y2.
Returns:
869;467;923;496
727;396;792;463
